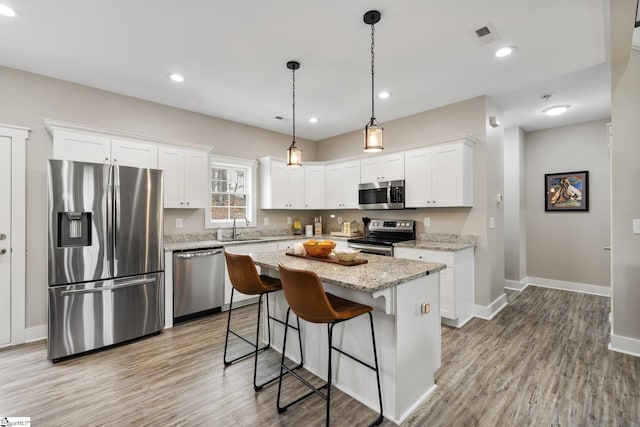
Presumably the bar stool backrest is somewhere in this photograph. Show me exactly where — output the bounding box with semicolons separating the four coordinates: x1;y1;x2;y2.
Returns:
225;252;269;296
278;263;339;324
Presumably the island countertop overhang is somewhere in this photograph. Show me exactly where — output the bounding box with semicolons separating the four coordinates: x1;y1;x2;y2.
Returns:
250;250;446;294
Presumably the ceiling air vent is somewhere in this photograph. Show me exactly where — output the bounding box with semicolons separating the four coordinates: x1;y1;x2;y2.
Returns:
472;22;500;45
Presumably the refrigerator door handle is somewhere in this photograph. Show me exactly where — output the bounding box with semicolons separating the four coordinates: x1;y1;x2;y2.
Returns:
113;164;121;264
107;165;114;267
110;277;157;290
61;287;109;296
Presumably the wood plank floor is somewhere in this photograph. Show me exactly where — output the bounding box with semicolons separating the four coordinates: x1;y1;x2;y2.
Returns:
1;286;639;426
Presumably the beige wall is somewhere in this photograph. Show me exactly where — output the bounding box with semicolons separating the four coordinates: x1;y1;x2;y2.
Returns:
611;48;640;339
525;120;611;287
317;96;506;308
0;65;316;328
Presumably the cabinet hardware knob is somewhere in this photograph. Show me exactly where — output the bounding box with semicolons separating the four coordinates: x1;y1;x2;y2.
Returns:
0;248;6;255
0;233;5;240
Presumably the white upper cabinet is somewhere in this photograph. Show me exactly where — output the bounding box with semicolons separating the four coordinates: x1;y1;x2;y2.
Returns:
404;138;473;207
158;146;208;209
360;152;404;183
259;157;306;209
304;164;325;209
325;161;360;209
111;138;158;169
52;129;158;169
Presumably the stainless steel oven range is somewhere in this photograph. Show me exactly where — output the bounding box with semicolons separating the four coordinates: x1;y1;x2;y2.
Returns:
347;219;415;256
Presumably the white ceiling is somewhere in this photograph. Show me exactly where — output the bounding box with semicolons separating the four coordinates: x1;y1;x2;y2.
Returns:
0;0;612;141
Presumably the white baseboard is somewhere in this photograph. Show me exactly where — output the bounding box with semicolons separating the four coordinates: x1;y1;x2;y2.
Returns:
523;276;611;297
25;324;47;343
474;293;508;320
609;333;640;358
504;279;528;291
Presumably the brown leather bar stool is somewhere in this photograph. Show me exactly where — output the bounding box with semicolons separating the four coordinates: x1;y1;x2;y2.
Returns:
223;252;303;391
276;263;383;427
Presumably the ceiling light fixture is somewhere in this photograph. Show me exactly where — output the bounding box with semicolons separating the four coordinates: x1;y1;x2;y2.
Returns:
378;91;390;99
0;4;16;17
495;46;517;58
309;117;318;124
363;10;383;153
542;105;570;116
169;73;184;82
286;60;302;167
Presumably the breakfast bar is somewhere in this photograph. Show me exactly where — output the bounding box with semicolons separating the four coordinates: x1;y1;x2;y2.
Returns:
250;250;446;425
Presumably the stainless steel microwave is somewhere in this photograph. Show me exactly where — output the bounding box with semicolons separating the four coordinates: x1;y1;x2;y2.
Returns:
358;180;405;210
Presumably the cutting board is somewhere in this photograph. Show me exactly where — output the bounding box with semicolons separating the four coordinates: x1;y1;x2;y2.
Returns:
285;252;368;266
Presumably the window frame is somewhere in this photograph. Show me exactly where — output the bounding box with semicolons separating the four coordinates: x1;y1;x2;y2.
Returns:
204;155;257;229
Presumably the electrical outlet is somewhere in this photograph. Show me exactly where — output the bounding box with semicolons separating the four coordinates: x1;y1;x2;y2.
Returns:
423;217;431;227
415;303;431;316
287;216;292;225
176;218;183;229
264;217;269;226
337;216;343;224
633;219;640;234
489;217;495;229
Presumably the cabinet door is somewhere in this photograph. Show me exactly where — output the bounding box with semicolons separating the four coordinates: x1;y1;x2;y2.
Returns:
52;130;111;164
158;146;185;208
360;158;381;183
183;150;208;208
111;138;158;169
286;166;305;209
342;161;361;208
325;163;344;209
439;268;456;319
269;160;288;209
381;152;405;181
304;165;325;209
404;147;434;207
432;144;463;206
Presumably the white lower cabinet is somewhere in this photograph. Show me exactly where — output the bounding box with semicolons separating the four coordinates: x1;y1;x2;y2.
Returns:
394;246;474;327
223;242;278;306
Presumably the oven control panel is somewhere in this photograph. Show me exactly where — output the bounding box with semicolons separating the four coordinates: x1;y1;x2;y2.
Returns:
369;219;415;232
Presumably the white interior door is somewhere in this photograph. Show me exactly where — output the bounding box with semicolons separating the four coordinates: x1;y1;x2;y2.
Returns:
0;136;11;345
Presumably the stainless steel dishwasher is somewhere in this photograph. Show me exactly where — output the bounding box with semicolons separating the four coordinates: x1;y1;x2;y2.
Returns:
173;246;225;323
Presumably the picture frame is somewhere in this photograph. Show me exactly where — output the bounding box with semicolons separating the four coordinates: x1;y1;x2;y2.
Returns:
544;171;589;212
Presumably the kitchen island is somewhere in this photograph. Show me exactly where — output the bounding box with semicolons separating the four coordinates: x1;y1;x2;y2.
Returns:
250;251;445;425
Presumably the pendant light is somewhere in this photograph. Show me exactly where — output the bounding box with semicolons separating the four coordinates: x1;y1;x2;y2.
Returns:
363;10;383;153
286;60;302;167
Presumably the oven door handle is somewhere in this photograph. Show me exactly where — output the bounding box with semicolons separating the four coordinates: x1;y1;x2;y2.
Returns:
347;242;393;256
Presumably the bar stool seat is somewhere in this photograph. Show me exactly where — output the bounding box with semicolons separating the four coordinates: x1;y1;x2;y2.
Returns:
276;263;383;426
223;252;303;391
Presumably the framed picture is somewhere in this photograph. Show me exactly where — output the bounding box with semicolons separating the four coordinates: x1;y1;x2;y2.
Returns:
545;171;589;212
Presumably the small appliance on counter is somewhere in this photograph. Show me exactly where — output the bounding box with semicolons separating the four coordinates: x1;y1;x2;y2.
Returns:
47;160;164;362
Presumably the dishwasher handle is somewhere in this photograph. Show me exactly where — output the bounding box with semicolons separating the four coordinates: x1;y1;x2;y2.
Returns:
175;249;223;259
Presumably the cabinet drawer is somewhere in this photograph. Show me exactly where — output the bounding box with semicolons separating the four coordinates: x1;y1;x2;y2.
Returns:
395;247;454;266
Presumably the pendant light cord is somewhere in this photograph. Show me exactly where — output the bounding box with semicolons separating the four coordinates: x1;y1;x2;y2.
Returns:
292;67;296;143
370;22;375;122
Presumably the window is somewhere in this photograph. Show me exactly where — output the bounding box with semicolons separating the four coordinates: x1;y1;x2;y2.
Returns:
205;156;257;229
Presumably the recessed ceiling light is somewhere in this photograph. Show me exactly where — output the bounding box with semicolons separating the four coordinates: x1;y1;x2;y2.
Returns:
542;105;570;116
309;117;319;123
495;46;516;58
0;4;16;17
378;91;390;99
169;73;184;82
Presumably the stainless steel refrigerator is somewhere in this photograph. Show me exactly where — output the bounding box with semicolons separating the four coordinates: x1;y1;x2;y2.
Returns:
47;159;164;361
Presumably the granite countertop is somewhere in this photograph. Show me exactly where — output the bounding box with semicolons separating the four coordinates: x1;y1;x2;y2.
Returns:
164;234;348;252
251;250;446;294
394;233;477;251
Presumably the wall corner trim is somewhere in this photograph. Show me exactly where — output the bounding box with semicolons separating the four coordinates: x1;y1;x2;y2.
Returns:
504;279;528;291
473;293;508;320
609;334;640;358
522;277;611;297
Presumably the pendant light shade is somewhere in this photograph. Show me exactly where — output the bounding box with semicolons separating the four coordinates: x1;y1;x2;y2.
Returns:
363;10;383;153
286;60;302;167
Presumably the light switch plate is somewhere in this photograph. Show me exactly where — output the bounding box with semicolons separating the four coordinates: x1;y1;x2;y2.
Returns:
423;217;431;227
633;219;640;234
176;218;183;229
264;217;269;226
287;216;292;225
489;217;495;229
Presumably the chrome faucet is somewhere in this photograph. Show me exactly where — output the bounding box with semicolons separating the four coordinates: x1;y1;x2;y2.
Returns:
232;213;249;240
